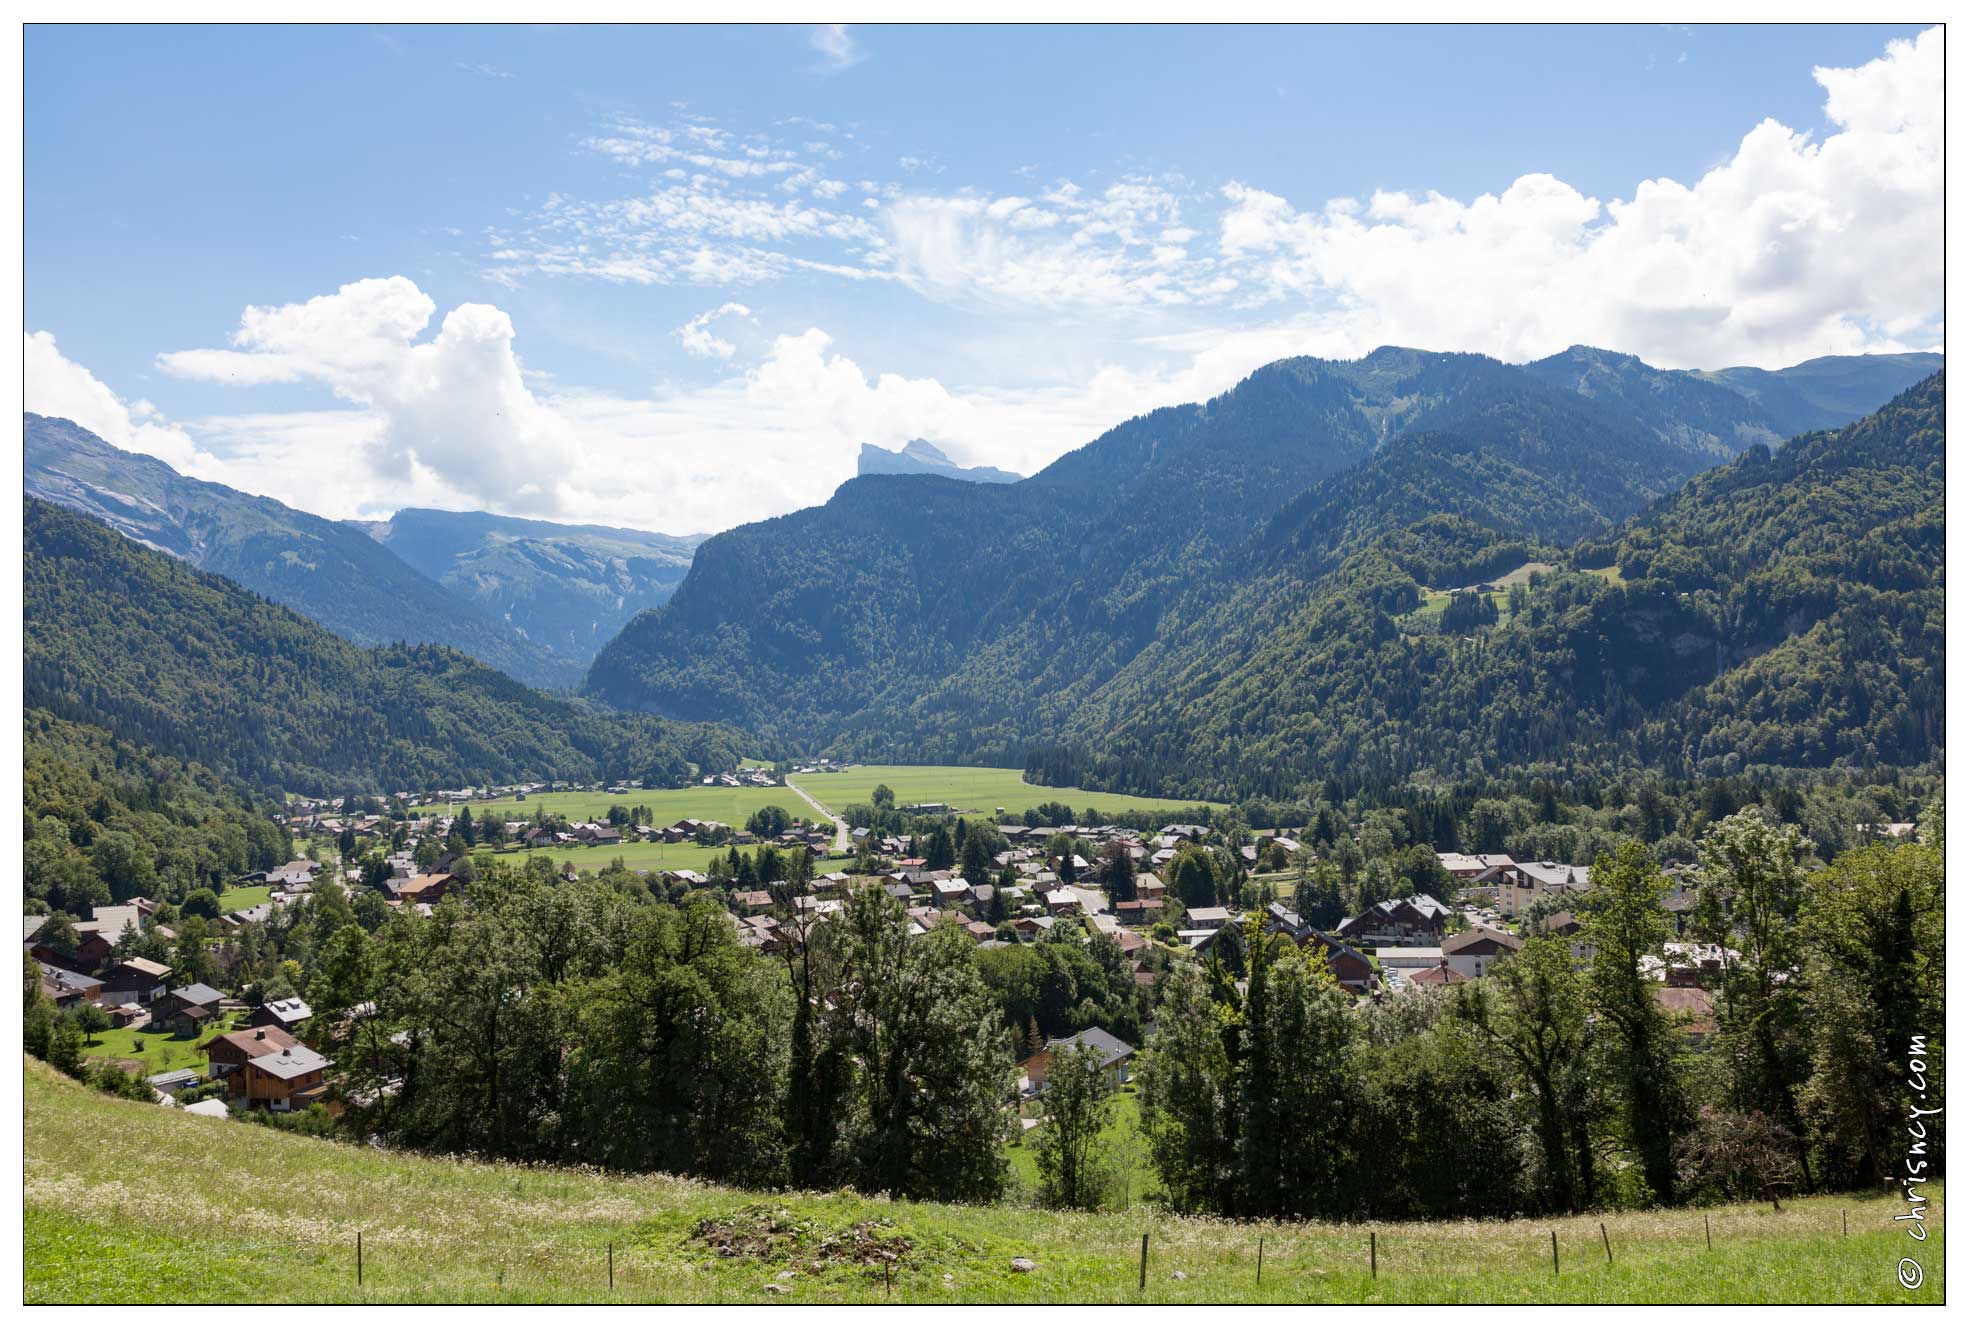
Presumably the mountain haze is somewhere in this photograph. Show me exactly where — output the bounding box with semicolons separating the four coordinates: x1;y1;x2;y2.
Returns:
24;415;582;689
856;439;1022;484
354;507;703;665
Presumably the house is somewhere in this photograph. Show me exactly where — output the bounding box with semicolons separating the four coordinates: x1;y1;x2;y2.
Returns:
1020;1026;1136;1092
103;956;173;1002
1443;925;1524;978
1333;896;1452;948
151;982;227;1029
1538;911;1597;963
203;1024;299;1097
249;996;313;1032
1184;905;1232;931
37;963;102;1010
391;873;453;906
242;1043;333;1112
1491;861;1592;917
1406;959;1469;988
1374;946;1447;976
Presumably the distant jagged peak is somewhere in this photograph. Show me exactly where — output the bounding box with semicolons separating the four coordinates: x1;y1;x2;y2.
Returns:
856;438;1022;484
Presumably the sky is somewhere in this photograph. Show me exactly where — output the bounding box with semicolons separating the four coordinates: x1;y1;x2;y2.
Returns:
23;22;1943;535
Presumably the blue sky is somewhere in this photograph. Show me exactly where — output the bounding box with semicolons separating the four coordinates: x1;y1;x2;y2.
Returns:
24;23;1943;532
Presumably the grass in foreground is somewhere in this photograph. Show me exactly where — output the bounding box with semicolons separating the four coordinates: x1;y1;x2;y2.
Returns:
23;1059;1939;1304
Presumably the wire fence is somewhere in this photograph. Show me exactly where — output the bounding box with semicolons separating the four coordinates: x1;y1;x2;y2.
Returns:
32;1202;1881;1302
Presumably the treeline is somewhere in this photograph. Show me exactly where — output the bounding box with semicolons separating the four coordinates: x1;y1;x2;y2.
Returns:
1139;814;1944;1219
24;497;746;795
23;708;291;917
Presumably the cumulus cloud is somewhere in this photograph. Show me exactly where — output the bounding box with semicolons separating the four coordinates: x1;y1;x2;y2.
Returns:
159;277;579;514
1211;25;1941;367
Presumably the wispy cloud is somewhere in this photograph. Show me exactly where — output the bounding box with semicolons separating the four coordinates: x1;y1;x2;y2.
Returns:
810;24;865;72
455;61;514;79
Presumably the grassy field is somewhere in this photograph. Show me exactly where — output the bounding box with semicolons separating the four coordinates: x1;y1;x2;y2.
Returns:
1581;564;1629;587
791;766;1218;820
216;884;272;913
1005;1090;1154;1207
412;785;811;829
79;1012;241;1078
481;841;774;876
24;1058;1940;1304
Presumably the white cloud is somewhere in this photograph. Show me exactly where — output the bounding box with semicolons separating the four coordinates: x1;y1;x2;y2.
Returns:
1210;25;1941;368
159;276;579;515
455;61;513;79
675;302;753;359
810;24;865;72
25;331;210;474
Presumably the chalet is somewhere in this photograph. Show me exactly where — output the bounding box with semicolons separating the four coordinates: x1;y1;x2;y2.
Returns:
264;859;319;890
1183;905;1232;931
203;1024;298;1096
1375;946;1447;977
731;890;774;911
1113;898;1158;925
242;1043;333;1112
391;873;453;906
1020;1026;1136;1092
249;996;313;1032
1334;895;1451;948
104;956;173;1002
1042;887;1082;917
1160;824;1211;841
37;963;102;1010
1406;959;1468;987
151;983;228;1037
1443;925;1524;978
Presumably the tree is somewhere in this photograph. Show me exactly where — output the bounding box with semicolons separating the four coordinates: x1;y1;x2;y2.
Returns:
1169;845;1219;908
1033;1040;1116;1209
75;1002;114;1044
1675;1106;1802;1204
1237;924;1357;1217
1101;841;1137;903
1586;841;1685;1204
47;1015;86;1078
746;804;792;838
1797;834;1944;1189
1462;935;1594;1212
1696;809;1815;1185
834;887;1015;1202
871;784;896;810
181;888;221;920
1137;962;1235;1214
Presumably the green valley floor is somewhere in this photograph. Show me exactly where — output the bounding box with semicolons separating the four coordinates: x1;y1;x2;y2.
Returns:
23;1060;1940;1304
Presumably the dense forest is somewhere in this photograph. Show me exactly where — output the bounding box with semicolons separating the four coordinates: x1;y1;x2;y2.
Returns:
584;348;1940;800
23;497;746;795
25;414;582;688
22;709;293;917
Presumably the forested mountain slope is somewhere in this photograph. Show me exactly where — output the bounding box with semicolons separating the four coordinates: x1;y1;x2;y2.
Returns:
1059;373;1945;798
23;498;744;795
24;415;580;689
588;347;1769;748
354;507;702;666
587;346;1936;775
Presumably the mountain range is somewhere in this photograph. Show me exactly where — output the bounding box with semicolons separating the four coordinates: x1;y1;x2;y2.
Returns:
586;346;1941;796
22;495;743;794
354;508;702;664
856;439;1022;483
24;414;698;689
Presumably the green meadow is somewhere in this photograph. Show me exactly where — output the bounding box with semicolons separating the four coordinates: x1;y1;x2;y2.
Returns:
412;784;813;830
24;1059;1941;1304
790;765;1218;820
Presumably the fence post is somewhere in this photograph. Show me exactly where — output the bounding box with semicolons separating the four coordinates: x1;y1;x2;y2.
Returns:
1257;1236;1264;1287
608;1241;614;1291
1601;1222;1612;1264
357;1230;363;1288
1704;1215;1712;1251
1550;1230;1558;1274
1139;1232;1149;1291
1842;1210;1848;1237
1370;1230;1377;1280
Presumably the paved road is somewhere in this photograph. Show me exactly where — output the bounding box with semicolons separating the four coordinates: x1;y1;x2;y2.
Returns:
785;778;849;853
